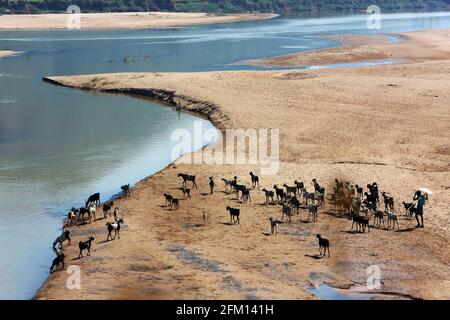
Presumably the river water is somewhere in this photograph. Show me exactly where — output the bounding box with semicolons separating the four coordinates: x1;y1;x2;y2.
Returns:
1;11;450;299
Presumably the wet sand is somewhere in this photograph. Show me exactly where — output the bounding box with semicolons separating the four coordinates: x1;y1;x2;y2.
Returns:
35;29;450;300
0;12;277;30
249;30;450;66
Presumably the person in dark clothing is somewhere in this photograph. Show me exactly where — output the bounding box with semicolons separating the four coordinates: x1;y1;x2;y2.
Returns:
413;190;428;228
209;177;215;195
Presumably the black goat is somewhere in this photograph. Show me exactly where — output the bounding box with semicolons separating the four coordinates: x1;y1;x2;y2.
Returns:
262;188;274;204
402;202;417;218
382;192;394;211
50;253;65;273
103;202;113;218
121;184;131;197
178;173;198;188
226;206;240;224
269;217;283;235
171;198;180;211
85;192;100;208
164;193;173;206
317;234;330;257
79;237;95;258
249;172;259;189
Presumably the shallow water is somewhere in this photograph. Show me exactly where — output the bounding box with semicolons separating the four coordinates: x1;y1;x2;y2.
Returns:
1;11;450;299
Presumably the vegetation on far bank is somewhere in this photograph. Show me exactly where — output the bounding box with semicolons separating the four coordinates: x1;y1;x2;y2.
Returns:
1;0;449;14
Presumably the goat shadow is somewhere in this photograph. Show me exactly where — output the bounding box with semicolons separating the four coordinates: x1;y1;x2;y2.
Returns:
305;254;324;260
200;193;210;196
396;227;415;232
220;222;238;226
342;230;364;234
97;239;111;244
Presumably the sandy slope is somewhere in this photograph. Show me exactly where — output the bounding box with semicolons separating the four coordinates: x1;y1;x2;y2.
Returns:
35;29;450;300
0;12;277;30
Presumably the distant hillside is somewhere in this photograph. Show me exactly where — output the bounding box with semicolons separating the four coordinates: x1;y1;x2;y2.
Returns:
1;0;449;14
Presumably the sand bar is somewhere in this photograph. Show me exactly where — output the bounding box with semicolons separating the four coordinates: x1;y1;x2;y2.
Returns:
0;50;18;58
36;29;450;300
0;12;277;30
249;30;450;66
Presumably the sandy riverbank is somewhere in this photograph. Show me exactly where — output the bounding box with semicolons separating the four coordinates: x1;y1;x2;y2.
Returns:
0;50;18;58
35;29;449;300
249;30;450;66
0;12;277;30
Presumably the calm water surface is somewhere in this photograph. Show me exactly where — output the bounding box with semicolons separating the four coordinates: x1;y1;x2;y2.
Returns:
1;11;450;299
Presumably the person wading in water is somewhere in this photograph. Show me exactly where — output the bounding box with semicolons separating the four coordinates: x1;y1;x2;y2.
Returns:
413;190;428;228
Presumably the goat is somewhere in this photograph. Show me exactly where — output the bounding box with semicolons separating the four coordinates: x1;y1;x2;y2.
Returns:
103;202;113;218
290;197;301;214
312;179;322;193
67;208;77;226
78;237;95;258
178;173;197;188
281;204;293;222
314;191;325;208
171;198;180;211
355;184;363;199
164;193;173;206
283;184;297;197
53;229;71;250
308;204;318;222
303;188;315;205
274;185;284;203
234;184;246;199
241;188;251;203
106;219;123;241
294;180;304;196
78;207;89;222
350;198;361;216
373;210;385;227
317;234;330;257
85;192;100;208
222;176;236;192
121;184;131;197
249;172;259;190
402;202;416;218
182;187;191;199
382;192;394;212
88;205;96;223
352;215;370;233
386;211;399;230
269;217;283;235
226;206;240;224
262;188;274;204
50;253;65;273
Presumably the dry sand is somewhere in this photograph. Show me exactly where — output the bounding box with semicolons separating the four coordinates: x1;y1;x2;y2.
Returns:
35;29;450;300
0;12;277;30
0;50;18;58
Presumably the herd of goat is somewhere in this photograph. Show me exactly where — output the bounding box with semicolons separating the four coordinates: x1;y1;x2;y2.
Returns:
49;184;130;273
50;171;422;272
